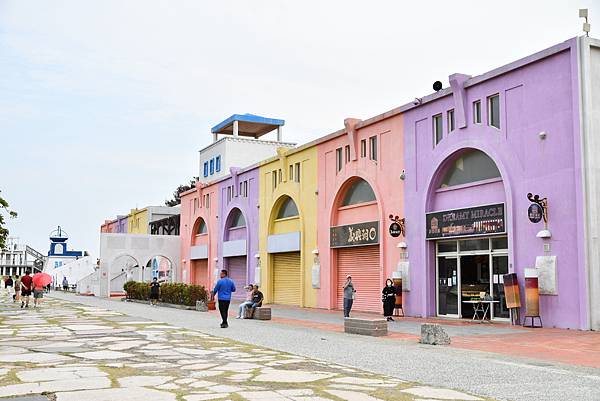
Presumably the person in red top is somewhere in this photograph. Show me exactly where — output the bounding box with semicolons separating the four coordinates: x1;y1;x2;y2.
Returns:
20;270;33;309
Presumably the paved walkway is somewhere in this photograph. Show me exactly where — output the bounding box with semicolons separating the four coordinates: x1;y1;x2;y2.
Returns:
45;292;600;401
0;290;491;401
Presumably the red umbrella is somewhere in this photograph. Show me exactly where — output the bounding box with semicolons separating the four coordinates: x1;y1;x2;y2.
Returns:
32;273;52;288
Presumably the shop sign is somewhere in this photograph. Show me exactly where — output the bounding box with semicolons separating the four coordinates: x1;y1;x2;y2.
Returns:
389;223;402;237
528;203;543;223
330;221;379;248
425;203;505;239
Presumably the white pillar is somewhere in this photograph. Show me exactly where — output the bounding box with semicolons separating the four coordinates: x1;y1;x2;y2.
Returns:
213;133;218;143
277;126;282;142
233;120;239;137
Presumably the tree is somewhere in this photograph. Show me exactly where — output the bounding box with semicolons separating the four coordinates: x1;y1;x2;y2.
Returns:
0;190;18;251
165;179;196;207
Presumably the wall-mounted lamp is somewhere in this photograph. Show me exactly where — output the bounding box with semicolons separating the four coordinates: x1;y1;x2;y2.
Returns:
397;242;408;249
181;259;186;263
536;229;552;239
213;257;218;262
311;249;319;255
400;169;406;180
538;131;547;140
254;253;260;259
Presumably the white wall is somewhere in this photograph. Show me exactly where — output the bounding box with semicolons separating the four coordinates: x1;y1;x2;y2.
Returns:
98;233;181;297
52;256;96;289
579;37;600;330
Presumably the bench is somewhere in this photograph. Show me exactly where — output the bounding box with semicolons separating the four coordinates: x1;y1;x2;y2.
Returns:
243;306;271;320
344;318;388;337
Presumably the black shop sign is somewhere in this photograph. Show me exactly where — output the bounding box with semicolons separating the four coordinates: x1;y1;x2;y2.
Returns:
426;203;505;239
330;221;379;248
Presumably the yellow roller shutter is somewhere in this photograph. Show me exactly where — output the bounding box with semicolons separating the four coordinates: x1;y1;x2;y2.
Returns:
272;252;301;306
337;245;381;313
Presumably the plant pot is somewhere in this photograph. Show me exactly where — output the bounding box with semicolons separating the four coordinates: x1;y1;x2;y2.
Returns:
207;300;216;310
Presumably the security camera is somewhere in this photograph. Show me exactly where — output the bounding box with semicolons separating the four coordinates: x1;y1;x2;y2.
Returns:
413;98;422;106
538;131;547;140
400;170;406;180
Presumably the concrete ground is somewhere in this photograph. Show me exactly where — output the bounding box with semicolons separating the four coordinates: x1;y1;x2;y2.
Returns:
0;290;492;401
42;292;600;401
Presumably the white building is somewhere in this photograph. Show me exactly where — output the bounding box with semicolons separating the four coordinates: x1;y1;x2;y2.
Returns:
0;237;45;277
199;114;295;183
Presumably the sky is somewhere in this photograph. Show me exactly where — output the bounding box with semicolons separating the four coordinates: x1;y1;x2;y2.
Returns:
0;0;597;256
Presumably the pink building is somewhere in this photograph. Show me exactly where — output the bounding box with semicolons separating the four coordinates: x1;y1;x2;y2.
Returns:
317;117;405;313
179;182;219;288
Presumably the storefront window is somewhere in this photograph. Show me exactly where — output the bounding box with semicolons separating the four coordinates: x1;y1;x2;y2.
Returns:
277;197;299;219
437;241;457;253
439;149;501;188
342;178;376;206
459;238;489;251
492;237;508;250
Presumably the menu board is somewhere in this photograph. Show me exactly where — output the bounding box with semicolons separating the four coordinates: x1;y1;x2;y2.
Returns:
426;203;505;239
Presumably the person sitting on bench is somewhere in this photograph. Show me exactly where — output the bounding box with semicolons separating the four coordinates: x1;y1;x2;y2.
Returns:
248;284;264;318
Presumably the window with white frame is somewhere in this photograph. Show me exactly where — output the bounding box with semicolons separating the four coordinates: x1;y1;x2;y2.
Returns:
448;109;455;133
433;114;443;145
369;136;377;161
360;139;367;158
294;162;301;183
345;145;350;163
488;94;500;129
473;100;481;124
336;147;343;171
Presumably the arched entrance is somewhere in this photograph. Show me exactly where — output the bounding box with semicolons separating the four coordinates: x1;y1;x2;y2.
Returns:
190;217;209;286
427;149;509;320
144;255;173;282
222;208;248;298
110;254;139;293
268;196;302;306
330;177;382;313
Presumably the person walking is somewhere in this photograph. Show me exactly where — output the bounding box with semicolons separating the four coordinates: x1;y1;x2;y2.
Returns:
33;279;45;308
62;277;69;292
20;270;32;308
236;284;254;319
211;270;236;328
13;276;21;303
343;275;356;318
5;276;13;290
382;278;396;321
149;277;160;306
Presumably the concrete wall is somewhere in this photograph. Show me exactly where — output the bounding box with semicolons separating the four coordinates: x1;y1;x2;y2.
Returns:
179;182;219;288
98;233;180;297
403;39;587;329
259;146;318;307
218;167;260;286
316;117;405;309
579;37;600;330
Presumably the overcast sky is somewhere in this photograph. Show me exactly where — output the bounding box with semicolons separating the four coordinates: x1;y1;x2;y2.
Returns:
1;0;597;256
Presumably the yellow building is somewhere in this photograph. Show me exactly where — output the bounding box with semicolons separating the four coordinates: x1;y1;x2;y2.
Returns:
258;146;318;308
128;208;149;234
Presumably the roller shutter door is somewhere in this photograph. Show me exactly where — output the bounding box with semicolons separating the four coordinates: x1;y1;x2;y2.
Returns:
272;252;301;306
337;245;381;313
191;259;208;287
226;256;247;299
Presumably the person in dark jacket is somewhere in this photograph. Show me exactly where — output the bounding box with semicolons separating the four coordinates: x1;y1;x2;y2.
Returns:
382;278;396;321
149;277;160;306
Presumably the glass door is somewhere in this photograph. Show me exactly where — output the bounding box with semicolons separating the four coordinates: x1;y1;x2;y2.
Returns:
459;254;490;319
437;256;458;316
492;255;509;319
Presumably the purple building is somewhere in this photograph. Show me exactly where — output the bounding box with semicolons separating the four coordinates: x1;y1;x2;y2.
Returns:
115;215;128;234
218;166;260;299
401;37;600;330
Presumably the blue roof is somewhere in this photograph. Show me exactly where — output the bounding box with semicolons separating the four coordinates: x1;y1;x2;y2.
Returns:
211;113;285;134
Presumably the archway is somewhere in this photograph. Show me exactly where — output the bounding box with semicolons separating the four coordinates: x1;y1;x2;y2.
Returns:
426;148;509;320
222;208;248;298
145;255;174;283
268;195;302;306
190;216;209;286
330;177;381;313
110;254;139;293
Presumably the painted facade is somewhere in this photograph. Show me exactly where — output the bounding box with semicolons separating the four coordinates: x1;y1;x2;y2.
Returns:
128;208;149;234
218;167;260;297
258;146;318;308
403;38;588;329
316;117;404;312
180;182;219;287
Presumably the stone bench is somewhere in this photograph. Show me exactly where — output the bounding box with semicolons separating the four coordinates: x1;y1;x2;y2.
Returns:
244;306;271;320
344;318;388;337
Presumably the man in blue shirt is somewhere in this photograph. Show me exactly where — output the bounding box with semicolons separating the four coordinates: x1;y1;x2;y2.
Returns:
212;269;236;328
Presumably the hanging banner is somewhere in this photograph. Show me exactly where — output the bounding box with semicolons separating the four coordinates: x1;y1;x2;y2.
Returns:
426;203;505;239
330;221;379;248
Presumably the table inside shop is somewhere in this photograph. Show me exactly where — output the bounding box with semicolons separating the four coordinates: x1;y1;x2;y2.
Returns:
462;300;499;323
